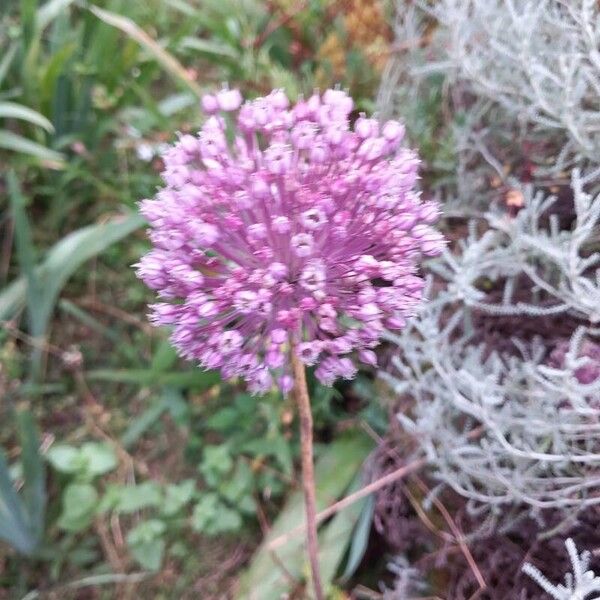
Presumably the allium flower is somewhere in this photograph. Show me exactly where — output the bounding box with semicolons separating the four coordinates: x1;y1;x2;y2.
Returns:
136;88;444;393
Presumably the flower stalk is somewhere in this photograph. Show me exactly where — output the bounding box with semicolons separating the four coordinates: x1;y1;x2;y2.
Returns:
290;337;324;600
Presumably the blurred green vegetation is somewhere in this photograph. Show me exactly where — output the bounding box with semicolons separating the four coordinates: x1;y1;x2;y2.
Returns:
0;0;396;596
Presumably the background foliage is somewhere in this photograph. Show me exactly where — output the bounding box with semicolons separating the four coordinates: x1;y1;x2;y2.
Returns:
0;0;393;597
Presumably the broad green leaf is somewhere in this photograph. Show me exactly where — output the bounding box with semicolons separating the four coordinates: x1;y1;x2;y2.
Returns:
46;445;81;474
205;407;239;431
128;537;165;571
200;445;233;487
58;483;98;532
111;482;163;514
80;443;118;477
0;130;64;164
128;519;166;545
219;462;253;504
235;432;374;599
191;494;241;535
0;214;144;325
162;480;196;517
0;102;54;132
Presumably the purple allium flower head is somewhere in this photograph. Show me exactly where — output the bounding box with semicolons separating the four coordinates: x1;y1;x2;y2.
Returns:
136;88;444;393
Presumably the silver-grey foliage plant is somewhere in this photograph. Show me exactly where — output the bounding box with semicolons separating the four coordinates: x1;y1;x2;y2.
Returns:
523;538;600;600
378;0;600;525
380;0;600;175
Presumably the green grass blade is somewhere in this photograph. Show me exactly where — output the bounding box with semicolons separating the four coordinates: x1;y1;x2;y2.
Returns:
86;368;220;390
0;130;64;165
17;410;46;545
21;0;40;45
58;299;119;342
0;44;17;88
0;102;54;132
121;396;170;449
7;172;42;337
36;0;76;31
89;5;202;99
179;37;238;60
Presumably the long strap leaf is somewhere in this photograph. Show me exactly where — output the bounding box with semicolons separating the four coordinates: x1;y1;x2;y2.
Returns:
18;411;46;545
0;450;36;556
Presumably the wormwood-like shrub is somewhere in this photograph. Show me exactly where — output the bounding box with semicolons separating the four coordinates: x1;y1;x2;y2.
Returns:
382;177;600;510
378;0;600;593
381;0;600;176
523;538;600;600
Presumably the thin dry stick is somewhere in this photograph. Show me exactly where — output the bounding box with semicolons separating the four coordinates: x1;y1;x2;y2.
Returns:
412;475;487;593
268;457;427;551
290;339;324;600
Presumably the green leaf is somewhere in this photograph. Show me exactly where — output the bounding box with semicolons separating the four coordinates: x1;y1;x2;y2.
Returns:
0;102;54;132
46;444;81;474
191;494;241;535
179;37;238;59
8;172;46;379
48;442;116;480
8;172;41;333
241;435;293;477
58;483;98;532
200;445;233;487
17;411;46;545
129;538;165;571
127;518;166;543
219;461;253;504
121;398;168;449
190;493;218;532
112;482;163;514
80;443;118;477
0;130;64;164
339;493;374;583
0;214;144;326
85;368;219;390
205;407;239;431
127;519;166;570
162;480;196;517
157;93;196;117
317;476;368;586
0;449;36;555
236;432;374;599
0;44;17;88
150;339;179;372
36;0;77;30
